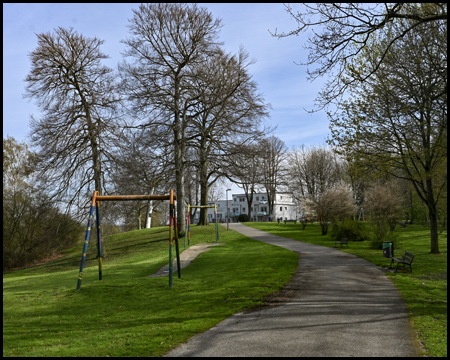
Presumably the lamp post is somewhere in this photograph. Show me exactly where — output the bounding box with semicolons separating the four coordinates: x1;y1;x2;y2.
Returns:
226;189;231;231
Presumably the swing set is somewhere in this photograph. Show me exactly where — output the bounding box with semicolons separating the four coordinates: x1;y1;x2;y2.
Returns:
184;204;220;247
76;190;181;290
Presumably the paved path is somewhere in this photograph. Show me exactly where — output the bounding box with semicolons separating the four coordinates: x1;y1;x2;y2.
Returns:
147;243;224;277
166;223;421;357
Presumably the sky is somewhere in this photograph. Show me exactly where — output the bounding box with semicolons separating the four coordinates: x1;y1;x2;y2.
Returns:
3;3;330;195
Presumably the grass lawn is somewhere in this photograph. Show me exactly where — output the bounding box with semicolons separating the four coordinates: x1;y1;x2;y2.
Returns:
245;221;447;357
3;225;298;357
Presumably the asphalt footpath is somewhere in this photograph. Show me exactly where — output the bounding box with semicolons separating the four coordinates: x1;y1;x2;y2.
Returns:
165;223;422;357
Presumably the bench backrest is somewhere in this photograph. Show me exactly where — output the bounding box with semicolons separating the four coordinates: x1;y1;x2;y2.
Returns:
402;251;415;264
341;238;348;243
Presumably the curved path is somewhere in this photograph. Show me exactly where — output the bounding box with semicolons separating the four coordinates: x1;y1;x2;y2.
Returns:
166;223;421;357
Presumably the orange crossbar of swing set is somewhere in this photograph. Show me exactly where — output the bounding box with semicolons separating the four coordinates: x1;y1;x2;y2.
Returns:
92;193;177;203
89;191;178;248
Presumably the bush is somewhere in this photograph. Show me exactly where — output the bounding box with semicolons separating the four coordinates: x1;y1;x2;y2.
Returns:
368;222;402;249
330;219;371;242
238;213;249;222
369;228;401;250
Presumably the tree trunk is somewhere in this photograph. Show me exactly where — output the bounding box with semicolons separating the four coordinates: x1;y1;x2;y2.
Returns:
267;190;275;220
426;179;440;254
173;79;185;236
321;222;329;235
247;198;253;220
198;185;209;225
175;162;186;235
91;142;102;195
79;82;102;196
409;190;415;224
198;140;209;226
145;200;153;229
145;187;155;229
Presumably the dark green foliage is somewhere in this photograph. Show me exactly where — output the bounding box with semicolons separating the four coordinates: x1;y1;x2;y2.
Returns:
330;219;371;242
330;219;402;250
238;213;250;222
368;228;401;250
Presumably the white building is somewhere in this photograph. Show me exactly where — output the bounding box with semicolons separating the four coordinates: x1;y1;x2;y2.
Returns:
191;192;299;223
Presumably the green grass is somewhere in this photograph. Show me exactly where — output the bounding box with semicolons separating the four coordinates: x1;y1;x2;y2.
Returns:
3;225;298;357
245;221;447;357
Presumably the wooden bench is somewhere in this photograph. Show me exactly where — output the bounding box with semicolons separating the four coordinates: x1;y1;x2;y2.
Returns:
284;220;297;224
389;251;415;273
334;238;348;248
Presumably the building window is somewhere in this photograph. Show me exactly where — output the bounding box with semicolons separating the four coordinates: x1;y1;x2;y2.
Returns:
240;198;245;202
285;207;288;210
280;206;283;212
256;196;259;201
280;196;283;200
243;208;246;213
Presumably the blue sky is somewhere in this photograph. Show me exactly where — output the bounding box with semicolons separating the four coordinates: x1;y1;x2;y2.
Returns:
3;3;330;194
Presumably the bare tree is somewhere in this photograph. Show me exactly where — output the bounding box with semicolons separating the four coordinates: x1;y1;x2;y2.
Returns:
24;27;121;213
188;47;269;225
272;3;447;110
312;185;356;235
111;128;170;229
288;145;345;204
120;3;223;234
261;136;288;218
364;180;406;243
225;143;265;220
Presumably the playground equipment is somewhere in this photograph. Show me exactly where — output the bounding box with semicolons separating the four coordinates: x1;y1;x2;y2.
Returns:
76;190;181;290
185;204;219;247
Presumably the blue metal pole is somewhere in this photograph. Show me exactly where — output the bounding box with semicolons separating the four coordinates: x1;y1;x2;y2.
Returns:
215;204;219;243
174;210;181;279
96;201;102;281
77;191;98;291
169;190;174;288
187;208;191;246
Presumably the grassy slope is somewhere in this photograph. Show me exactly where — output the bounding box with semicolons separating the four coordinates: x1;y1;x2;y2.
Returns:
3;225;298;357
245;222;447;357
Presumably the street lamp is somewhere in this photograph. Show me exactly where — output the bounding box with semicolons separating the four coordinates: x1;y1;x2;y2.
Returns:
226;189;231;231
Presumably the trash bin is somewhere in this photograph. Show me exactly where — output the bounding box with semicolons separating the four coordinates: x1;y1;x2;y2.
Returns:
382;241;394;258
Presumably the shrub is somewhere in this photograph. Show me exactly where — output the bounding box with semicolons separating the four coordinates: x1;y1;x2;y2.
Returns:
364;180;405;233
238;213;249;222
330;219;371;242
313;186;356;235
369;227;401;250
